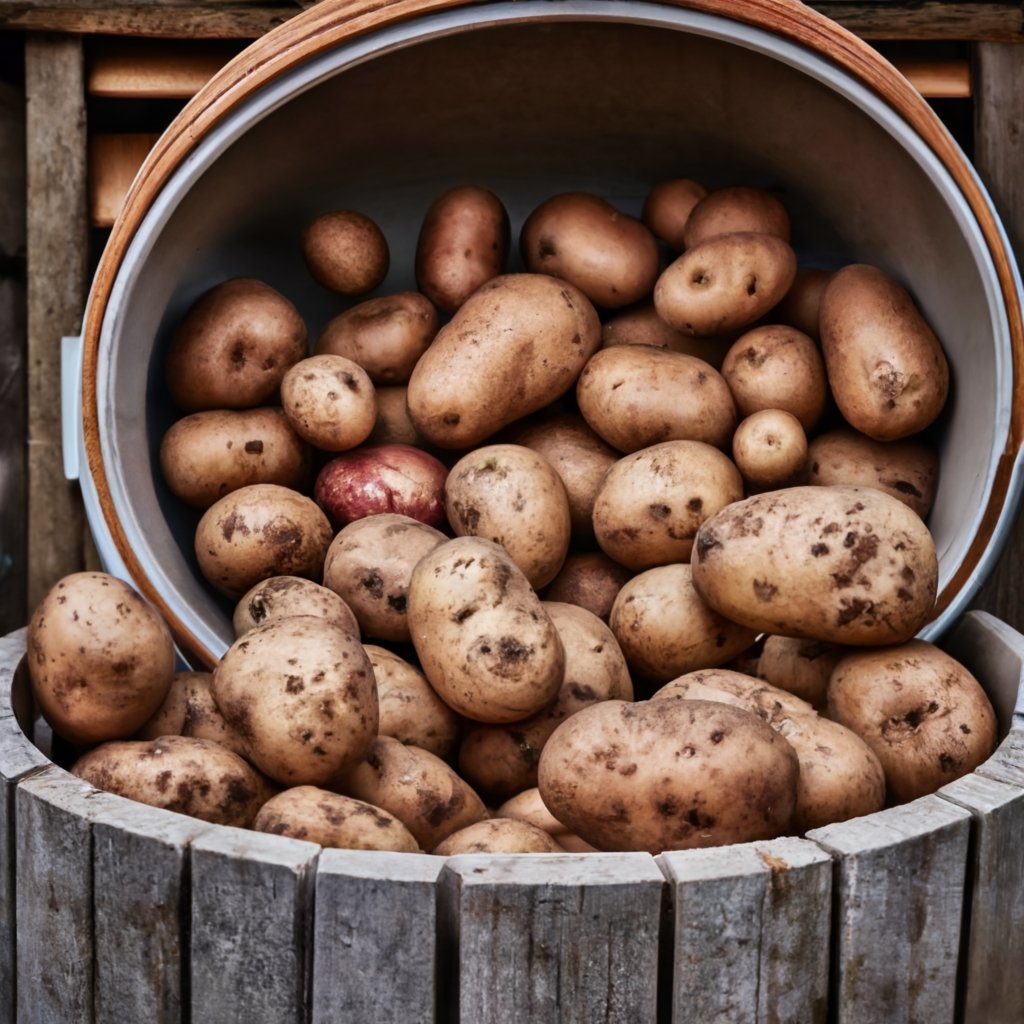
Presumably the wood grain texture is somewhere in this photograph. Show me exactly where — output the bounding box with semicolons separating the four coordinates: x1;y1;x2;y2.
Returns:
311;850;444;1024
88;38;241;96
88;132;162;227
438;852;664;1024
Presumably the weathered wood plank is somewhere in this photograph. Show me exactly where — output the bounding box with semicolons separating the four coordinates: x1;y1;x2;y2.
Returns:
189;827;319;1024
807;796;972;1024
658;836;832;1024
438;853;664;1024
24;35;89;614
88;132;162;227
311;849;444;1024
938;772;1024;1024
88;37;241;96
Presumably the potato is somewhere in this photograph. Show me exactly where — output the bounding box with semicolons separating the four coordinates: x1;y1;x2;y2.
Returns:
828;640;997;803
322;513;448;642
302;209;389;295
27;571;176;746
366;644;461;759
406;272;601;449
194;483;333;599
339;736;488;850
406;536;565;723
159;407;309;509
641;177;708;251
652;666;815;720
576;345;737;453
537;697;799;853
415;185;510;312
72;736;270;827
541;551;633;622
772;267;832;340
367;385;431;448
279;354;377;452
691;484;938;644
315;291;439;384
654;232;797;337
253;785;420;852
807;426;939;520
444;444;572;589
731;409;808;490
232;575;360;639
609;563;758;687
682;185;790;248
601;300;729;367
520;192;661;309
819;263;950;441
720;324;827;431
211;615;378;786
511;412;619;541
592;440;744;571
756;635;847;712
164;278;307;412
433;818;564;855
496;786;567;835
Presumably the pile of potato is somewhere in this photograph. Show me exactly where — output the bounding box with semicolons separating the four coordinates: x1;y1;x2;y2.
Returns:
25;179;1001;855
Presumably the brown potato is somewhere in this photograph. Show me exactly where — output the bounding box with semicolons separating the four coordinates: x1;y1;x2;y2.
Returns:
654;232;797;337
433;818;563;855
819;263;950;441
541;551;633;622
520;191;660;309
315;291;439;385
807;426;939;520
211;615;378;786
772;267;832;340
194;483;333;599
641;177;708;251
279;354;377;452
415;185;510;312
756;635;847;713
159;407;309;509
367;385;431;448
406;273;601;449
691;484;938;644
592;440;744;571
302;209;389;295
601;300;730;368
682;185;790;248
731;409;809;490
232;575;360;639
496;786;567;835
576;345;737;453
164;278;307;412
444;444;572;589
254;785;420;852
27;571;176;747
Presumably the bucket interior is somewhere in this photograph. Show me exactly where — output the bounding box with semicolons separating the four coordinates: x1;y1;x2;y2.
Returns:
93;6;1010;663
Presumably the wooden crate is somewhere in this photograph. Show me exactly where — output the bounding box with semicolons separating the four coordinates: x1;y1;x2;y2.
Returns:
1;607;1022;1023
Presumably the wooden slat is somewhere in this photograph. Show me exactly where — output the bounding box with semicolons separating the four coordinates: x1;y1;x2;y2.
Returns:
88;39;240;97
894;57;971;98
89;132;161;228
311;849;444;1024
438;852;664;1024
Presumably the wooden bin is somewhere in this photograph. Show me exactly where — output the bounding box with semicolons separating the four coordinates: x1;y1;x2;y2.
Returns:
1;610;1022;1023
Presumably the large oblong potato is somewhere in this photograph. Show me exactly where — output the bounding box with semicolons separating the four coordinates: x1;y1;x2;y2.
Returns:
407;536;565;723
405;272;601;449
691;484;938;644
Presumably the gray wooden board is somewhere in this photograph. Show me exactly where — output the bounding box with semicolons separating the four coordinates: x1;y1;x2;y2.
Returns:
189;827;320;1024
807;795;972;1024
938;771;1024;1024
658;836;832;1024
438;852;664;1024
311;850;444;1024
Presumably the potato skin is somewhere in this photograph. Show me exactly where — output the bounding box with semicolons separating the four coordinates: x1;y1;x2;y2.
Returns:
541;551;633;622
731;409;808;491
159;407;309;509
577;345;737;453
72;735;270;827
601;300;728;368
407;537;565;723
279;354;377;452
537;697;799;853
233;575;360;639
165;278;307;412
641;178;708;252
756;635;846;712
406;272;601;449
302;209;389;295
691;484;938;644
682;186;790;248
433;818;563;855
27;572;176;746
819;264;949;441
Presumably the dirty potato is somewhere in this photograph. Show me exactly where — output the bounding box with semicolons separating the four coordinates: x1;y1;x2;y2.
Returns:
279;354;377;452
232;575;360;639
433;818;564;855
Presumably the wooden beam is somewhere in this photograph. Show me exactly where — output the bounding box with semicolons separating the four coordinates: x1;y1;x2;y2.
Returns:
87;38;241;97
88;132;161;227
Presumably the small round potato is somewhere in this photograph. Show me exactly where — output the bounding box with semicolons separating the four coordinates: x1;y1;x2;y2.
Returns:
315;291;439;385
280;354;377;452
756;635;847;712
444;444;572;590
254;786;420;852
165;278;307;412
601;300;730;368
641;178;708;251
731;409;809;491
72;736;271;827
682;185;791;248
541;551;634;622
433;818;564;855
654;232;797;337
232;575;360;639
27;572;176;746
194;484;333;599
302;209;389;295
159;407;309;509
520;191;660;309
592;440;744;571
